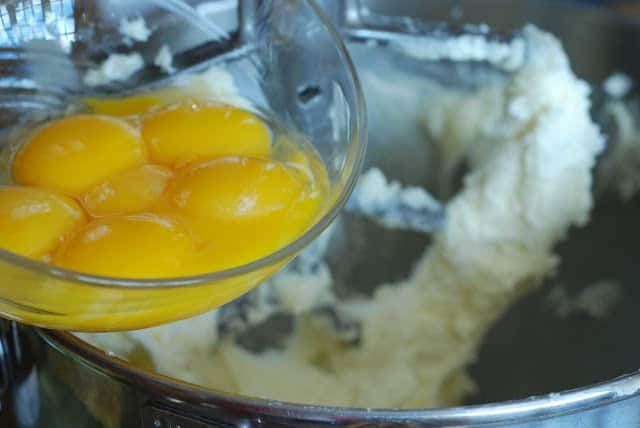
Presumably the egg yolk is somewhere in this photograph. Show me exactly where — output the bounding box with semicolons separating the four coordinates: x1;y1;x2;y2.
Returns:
141;101;271;166
82;164;172;216
13;115;146;194
54;214;196;278
0;186;85;258
170;157;306;221
163;156;321;271
85;95;164;117
5;95;326;280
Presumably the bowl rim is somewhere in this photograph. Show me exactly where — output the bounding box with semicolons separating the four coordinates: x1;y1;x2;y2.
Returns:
42;328;640;426
0;0;368;290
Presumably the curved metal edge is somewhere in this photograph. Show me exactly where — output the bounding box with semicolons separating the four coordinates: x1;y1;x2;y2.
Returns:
0;320;31;422
39;329;640;426
0;321;10;415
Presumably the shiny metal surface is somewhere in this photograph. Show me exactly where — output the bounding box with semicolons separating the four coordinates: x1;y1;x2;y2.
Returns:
8;328;640;427
7;0;640;426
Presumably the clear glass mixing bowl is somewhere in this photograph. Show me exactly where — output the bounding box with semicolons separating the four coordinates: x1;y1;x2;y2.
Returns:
0;0;366;331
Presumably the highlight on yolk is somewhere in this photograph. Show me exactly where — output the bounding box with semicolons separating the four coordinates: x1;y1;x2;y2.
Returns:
163;156;321;272
85;95;164;117
54;213;196;279
13;115;146;194
141;100;271;166
82;164;172;216
0;186;85;258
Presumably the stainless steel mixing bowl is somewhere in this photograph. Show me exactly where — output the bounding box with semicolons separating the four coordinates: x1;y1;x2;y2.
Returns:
4;0;640;427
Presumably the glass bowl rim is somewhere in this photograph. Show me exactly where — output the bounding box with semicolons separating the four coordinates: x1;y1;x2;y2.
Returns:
0;0;367;290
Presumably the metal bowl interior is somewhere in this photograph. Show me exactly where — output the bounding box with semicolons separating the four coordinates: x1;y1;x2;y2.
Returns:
8;0;640;427
342;0;640;406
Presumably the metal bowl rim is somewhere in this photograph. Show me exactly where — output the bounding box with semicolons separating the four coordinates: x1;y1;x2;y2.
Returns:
40;329;640;425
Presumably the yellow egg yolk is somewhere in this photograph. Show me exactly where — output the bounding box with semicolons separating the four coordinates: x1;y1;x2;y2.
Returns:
163;156;321;271
13;115;146;194
82;164;172;216
0;186;85;258
54;214;196;278
170;157;307;221
85;95;164;117
141;101;271;166
5;95;326;280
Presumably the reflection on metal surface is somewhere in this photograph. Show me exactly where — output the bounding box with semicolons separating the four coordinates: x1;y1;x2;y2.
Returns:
141;405;234;428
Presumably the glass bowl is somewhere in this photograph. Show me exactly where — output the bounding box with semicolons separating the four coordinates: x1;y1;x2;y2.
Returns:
0;0;366;331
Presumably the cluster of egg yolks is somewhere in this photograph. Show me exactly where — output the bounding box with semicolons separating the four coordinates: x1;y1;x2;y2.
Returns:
2;99;323;279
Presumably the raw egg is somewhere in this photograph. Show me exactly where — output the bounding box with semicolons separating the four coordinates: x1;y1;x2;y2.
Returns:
141;100;271;166
54;213;196;279
13;115;146;194
82;164;172;216
163;156;321;271
169;157;307;222
6;95;325;279
85;95;164;117
0;186;85;258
